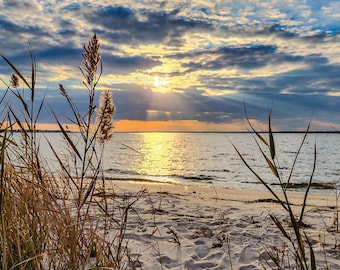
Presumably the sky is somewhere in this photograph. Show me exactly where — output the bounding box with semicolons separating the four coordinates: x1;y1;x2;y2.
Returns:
0;0;340;132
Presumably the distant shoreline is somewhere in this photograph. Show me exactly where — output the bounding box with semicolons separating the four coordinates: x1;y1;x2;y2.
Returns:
9;130;340;134
112;130;340;134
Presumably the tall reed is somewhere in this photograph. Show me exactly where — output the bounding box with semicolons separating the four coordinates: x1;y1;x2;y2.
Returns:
52;33;105;210
0;44;58;269
231;108;317;269
0;34;136;269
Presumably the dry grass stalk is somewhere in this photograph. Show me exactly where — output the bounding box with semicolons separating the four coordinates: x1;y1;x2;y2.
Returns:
0;34;143;269
53;34;105;210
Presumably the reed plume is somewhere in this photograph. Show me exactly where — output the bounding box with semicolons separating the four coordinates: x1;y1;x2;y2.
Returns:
95;90;116;144
10;73;19;88
80;33;101;86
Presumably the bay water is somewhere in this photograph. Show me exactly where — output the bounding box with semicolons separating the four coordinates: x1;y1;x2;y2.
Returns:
41;132;340;194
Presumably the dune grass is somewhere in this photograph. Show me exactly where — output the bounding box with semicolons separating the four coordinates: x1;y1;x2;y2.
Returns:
0;34;138;269
231;108;321;269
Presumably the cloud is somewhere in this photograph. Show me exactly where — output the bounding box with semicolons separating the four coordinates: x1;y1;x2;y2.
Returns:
102;54;162;74
86;5;214;45
178;45;287;71
0;1;339;130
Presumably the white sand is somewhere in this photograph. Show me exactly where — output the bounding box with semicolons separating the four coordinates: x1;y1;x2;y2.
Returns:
108;181;340;269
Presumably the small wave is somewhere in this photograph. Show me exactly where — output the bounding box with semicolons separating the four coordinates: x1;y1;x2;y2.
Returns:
179;174;215;181
207;169;230;173
104;169;216;184
105;168;143;176
240;180;337;191
272;182;337;190
104;177;178;185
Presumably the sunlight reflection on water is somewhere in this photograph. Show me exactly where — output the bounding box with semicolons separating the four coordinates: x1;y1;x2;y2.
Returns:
34;132;340;194
136;133;183;183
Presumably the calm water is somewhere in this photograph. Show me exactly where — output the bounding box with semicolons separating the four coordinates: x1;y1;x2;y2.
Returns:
41;132;340;193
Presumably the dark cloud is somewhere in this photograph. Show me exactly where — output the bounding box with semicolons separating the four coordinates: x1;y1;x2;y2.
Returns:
167;44;332;77
0;18;53;58
270;63;340;95
55;19;78;37
222;23;340;43
56;29;77;37
195;59;339;98
102;54;162;74
181;45;280;70
0;46;82;78
87;5;214;45
61;2;84;11
35;47;83;64
0;17;50;39
0;44;160;79
174;45;305;72
0;17;27;34
273;24;340;41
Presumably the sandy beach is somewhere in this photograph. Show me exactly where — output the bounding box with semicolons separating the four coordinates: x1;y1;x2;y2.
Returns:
106;181;340;269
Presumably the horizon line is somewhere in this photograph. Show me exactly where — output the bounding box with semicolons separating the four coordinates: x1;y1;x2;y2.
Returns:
6;129;340;134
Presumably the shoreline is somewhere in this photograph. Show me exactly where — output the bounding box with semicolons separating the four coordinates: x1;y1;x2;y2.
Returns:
107;176;338;195
110;180;337;207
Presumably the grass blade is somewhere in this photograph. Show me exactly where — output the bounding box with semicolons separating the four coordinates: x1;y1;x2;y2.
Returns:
244;103;269;146
47;140;79;190
9;254;43;270
8;107;29;137
304;232;316;270
285;120;311;189
10;90;31;119
34;92;46;127
299;141;317;224
269;113;275;160
28;42;36;101
264;154;279;179
80;173;97;209
254;139;279;179
230;141;287;211
288;206;307;268
270;214;291;240
0;54;32;90
52;111;82;160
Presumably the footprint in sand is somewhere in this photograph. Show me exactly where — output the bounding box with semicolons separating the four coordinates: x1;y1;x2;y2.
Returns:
238;245;259;264
194;246;210;258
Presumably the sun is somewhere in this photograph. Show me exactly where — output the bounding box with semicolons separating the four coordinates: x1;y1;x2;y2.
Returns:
153;75;169;92
154;75;160;88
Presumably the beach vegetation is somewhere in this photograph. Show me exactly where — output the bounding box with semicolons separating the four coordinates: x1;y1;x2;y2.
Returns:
231;107;320;269
0;34;139;269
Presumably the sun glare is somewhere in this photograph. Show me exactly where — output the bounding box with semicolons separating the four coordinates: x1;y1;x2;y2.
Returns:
154;75;160;88
152;75;169;93
135;133;182;184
